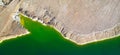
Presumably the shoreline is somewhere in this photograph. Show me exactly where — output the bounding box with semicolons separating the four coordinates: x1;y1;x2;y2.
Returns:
20;14;120;45
49;23;120;45
0;31;30;43
1;14;119;45
0;0;26;44
0;0;120;45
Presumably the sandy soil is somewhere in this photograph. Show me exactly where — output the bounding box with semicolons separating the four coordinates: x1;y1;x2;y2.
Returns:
1;0;120;45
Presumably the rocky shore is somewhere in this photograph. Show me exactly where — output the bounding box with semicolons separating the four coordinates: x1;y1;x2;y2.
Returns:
1;0;120;45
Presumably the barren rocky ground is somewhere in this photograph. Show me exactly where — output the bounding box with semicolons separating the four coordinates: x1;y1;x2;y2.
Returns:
0;0;120;45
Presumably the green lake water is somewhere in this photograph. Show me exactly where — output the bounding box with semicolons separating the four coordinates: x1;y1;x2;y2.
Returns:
0;15;120;55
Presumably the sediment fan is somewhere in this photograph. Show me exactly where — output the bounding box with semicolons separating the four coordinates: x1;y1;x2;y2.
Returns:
0;0;120;45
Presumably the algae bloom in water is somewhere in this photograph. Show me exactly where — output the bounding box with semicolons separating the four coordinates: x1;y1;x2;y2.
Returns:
0;14;120;55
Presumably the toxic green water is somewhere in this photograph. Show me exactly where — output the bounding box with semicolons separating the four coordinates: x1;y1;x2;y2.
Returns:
0;15;120;55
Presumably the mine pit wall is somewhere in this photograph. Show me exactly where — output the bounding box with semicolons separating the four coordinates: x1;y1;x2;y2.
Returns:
15;0;120;45
19;10;120;45
19;8;120;45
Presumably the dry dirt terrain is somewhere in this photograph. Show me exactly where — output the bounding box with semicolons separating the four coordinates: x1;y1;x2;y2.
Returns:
0;0;28;42
0;0;120;45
